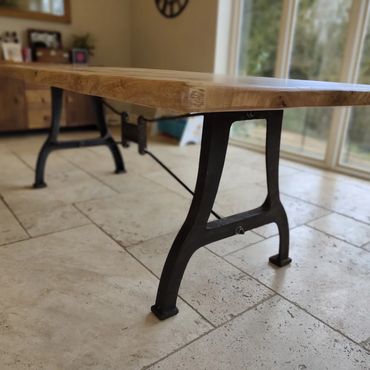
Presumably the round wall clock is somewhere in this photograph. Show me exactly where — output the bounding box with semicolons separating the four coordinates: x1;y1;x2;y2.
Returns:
155;0;189;18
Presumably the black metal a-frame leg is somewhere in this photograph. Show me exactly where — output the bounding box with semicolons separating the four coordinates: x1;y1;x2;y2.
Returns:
151;110;291;320
33;87;125;188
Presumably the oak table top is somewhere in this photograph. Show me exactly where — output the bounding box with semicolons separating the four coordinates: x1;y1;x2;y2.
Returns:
1;63;370;113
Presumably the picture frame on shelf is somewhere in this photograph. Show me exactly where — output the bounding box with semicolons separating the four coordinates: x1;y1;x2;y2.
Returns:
71;48;89;64
1;42;22;62
28;29;62;49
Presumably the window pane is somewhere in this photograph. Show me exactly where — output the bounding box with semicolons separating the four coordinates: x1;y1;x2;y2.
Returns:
283;0;352;159
232;0;352;155
232;0;283;145
340;20;370;172
238;0;283;77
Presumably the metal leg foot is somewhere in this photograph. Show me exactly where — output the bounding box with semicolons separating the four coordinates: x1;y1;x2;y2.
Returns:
269;254;292;267
33;181;47;189
151;304;179;320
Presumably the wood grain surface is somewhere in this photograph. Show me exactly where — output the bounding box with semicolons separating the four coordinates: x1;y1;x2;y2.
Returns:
1;63;370;113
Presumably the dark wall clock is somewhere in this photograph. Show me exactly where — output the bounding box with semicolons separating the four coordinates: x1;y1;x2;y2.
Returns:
155;0;189;18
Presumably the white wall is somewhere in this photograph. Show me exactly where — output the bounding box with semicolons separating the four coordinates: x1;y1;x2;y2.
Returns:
0;0;131;66
130;0;219;72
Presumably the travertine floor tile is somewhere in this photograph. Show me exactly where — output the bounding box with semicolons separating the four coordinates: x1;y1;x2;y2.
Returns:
226;226;370;343
98;171;171;195
128;232;274;326
363;242;370;252
141;165;196;199
361;337;370;351
76;188;191;246
207;231;263;256
17;205;91;237
2;169;116;214
216;184;329;237
0;152;35;192
0;200;28;245
280;157;370;191
91;145;160;174
17;150;76;171
1;168;114;236
225;146;301;178
309;213;370;247
60;148;169;196
0;225;212;370
149;296;370;370
279;172;370;224
144;163;267;199
60;147;125;176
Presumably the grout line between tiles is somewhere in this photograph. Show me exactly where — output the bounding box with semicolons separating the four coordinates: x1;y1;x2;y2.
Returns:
309;210;370;229
206;233;267;258
141;294;277;370
0;195;31;238
64;146;198;203
72;203;216;329
60;153;121;195
26;220;93;240
305;224;370;254
272;183;370;227
9;149;36;171
251;221;306;240
0;236;29;248
360;241;370;250
0;223;92;249
222;254;369;351
331;213;370;228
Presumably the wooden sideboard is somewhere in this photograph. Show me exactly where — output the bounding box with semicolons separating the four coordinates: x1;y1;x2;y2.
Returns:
0;76;97;132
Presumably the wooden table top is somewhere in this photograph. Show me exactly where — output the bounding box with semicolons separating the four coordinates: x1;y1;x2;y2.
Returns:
1;63;370;113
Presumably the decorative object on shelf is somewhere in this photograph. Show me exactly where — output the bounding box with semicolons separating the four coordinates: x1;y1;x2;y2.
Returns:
35;48;69;63
0;31;22;62
27;29;67;62
70;33;95;56
71;49;89;64
2;43;22;62
155;0;189;18
22;47;32;62
28;29;62;49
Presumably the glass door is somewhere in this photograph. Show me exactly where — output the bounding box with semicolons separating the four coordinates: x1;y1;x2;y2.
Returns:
231;0;284;147
231;0;370;178
282;0;352;159
232;0;353;154
340;18;370;172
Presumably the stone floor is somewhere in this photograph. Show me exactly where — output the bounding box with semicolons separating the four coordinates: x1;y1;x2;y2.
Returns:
0;129;369;370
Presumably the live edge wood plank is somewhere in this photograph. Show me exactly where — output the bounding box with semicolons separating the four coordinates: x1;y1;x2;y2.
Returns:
1;63;370;113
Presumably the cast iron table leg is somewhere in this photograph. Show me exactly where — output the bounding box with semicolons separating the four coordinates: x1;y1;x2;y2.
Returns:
33;87;125;188
151;110;292;320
